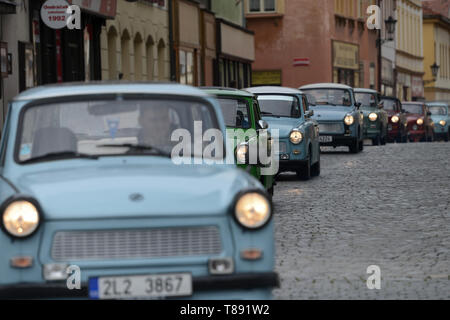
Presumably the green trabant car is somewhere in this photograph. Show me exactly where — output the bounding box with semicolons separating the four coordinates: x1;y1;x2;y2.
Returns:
202;87;276;197
354;88;388;145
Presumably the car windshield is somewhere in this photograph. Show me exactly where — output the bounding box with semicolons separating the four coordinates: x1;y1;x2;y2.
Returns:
403;104;423;114
17;97;220;163
256;95;301;118
303;89;352;106
355;92;378;108
217;98;251;129
380;99;396;111
428;106;448;115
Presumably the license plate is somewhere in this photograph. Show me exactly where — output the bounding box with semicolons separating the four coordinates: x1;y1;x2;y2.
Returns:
89;273;192;299
319;136;332;143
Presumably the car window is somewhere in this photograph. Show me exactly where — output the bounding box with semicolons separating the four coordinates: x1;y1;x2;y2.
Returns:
257;95;301;118
402;104;423;114
217;98;251;129
301;95;308;114
355;92;377;108
428;106;448;115
17;97;220;162
381;99;396;111
303;89;352;106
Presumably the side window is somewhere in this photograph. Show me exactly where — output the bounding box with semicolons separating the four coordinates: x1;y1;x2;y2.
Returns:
301;95;308;114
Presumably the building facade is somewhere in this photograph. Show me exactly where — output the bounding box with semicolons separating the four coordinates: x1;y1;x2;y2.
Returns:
0;0;29;133
422;2;450;102
395;0;424;101
380;0;397;96
101;0;169;81
245;0;379;89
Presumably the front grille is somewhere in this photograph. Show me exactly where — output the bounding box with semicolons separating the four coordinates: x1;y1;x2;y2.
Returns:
318;122;343;134
51;226;222;261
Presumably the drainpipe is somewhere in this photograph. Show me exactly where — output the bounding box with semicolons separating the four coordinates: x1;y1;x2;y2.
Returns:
168;0;176;82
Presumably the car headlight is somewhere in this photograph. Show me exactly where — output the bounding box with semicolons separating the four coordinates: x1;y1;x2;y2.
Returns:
234;192;272;229
439;120;446;126
289;130;303;144
417;118;424;126
2;200;40;238
391;115;399;123
344;115;354;126
236;143;249;164
369;113;378;122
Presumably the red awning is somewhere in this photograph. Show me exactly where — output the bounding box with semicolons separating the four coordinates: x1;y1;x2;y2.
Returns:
68;0;116;19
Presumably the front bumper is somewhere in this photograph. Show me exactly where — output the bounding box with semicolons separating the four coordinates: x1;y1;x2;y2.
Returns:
0;272;279;299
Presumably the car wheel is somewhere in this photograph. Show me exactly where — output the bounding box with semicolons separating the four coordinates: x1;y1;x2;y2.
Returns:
358;139;364;151
311;152;320;177
296;152;311;180
268;185;274;199
380;133;387;145
372;135;380;146
445;131;449;142
349;138;359;154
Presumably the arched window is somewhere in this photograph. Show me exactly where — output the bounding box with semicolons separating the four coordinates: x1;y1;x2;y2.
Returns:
157;39;166;81
121;29;131;80
134;33;143;81
107;26;118;80
146;36;154;81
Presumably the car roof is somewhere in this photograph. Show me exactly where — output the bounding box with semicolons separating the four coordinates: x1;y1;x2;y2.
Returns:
426;101;449;107
244;86;304;95
401;101;424;105
353;88;378;94
299;83;353;90
200;87;254;98
13;82;211;102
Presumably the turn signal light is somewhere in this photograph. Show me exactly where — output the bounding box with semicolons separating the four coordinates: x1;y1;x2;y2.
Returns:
10;256;33;268
241;249;263;260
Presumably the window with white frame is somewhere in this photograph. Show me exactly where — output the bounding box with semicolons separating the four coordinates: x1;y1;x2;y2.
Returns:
249;0;276;13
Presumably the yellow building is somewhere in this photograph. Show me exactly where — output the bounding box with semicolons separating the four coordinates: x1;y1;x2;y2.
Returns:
395;0;424;101
100;0;170;81
423;12;450;102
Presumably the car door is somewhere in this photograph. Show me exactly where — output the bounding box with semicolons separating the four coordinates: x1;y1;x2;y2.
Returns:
301;94;319;162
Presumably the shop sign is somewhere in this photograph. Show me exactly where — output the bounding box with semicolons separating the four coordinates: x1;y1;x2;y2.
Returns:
332;41;359;70
411;76;424;97
252;70;282;86
40;0;71;29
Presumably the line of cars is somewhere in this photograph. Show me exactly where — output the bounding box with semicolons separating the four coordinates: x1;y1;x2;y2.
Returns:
0;81;448;300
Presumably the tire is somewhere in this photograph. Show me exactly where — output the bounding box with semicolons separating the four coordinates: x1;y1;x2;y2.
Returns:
267;185;274;199
349;139;359;154
380;133;387;145
311;151;320;177
372;135;381;146
296;152;311;180
358;139;364;152
445;131;449;142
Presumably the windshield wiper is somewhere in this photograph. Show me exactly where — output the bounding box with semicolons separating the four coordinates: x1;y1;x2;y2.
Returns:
21;151;99;164
97;143;171;158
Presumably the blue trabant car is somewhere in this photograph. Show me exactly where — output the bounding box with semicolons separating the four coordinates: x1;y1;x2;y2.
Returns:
300;83;364;153
0;82;278;300
245;86;320;180
354;88;388;145
426;102;449;142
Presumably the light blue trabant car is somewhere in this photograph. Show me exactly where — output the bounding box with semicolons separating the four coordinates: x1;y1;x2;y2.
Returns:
300;83;364;153
0;82;278;300
245;86;320;180
426;102;449;142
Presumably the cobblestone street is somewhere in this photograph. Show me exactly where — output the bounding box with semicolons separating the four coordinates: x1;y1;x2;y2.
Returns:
272;142;450;299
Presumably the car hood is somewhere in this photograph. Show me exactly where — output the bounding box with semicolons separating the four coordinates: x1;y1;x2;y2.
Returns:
310;105;354;121
13;163;259;220
262;117;303;137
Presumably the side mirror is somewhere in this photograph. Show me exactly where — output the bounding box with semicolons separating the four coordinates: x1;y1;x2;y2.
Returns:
305;110;314;118
258;120;269;130
427;111;432;116
355;102;361;109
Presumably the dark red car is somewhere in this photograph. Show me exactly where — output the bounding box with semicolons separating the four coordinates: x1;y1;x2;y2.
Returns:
381;96;408;143
402;102;434;142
